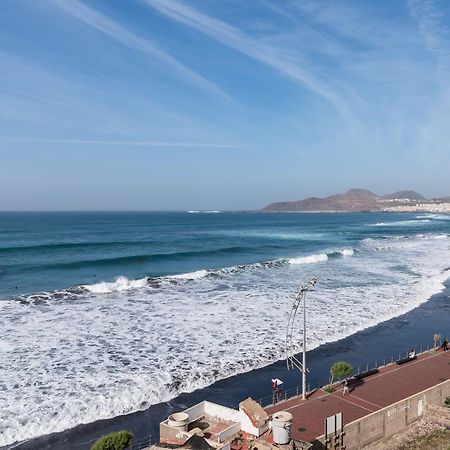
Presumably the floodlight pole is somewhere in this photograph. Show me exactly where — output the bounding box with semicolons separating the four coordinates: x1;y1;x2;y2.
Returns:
302;286;307;400
300;278;316;400
286;277;317;401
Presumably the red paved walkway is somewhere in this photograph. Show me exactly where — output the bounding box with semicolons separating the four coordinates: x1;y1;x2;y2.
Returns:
266;350;450;443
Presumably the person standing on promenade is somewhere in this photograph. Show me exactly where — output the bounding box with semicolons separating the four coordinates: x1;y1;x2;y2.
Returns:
342;378;349;396
442;339;449;351
271;379;283;403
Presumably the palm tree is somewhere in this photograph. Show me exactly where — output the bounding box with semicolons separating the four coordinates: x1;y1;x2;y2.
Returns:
329;361;352;385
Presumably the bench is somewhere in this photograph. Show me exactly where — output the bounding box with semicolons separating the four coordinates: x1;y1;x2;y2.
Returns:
396;355;417;365
354;368;379;380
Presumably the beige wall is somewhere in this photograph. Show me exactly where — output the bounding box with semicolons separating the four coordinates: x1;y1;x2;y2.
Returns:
319;379;450;450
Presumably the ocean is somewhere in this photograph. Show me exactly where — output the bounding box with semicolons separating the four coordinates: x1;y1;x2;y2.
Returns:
1;211;449;447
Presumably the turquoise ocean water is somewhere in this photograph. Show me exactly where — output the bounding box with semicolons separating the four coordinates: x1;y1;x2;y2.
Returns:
0;211;449;446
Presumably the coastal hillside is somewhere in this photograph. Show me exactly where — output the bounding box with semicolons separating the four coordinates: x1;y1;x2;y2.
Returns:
262;188;429;212
382;190;426;200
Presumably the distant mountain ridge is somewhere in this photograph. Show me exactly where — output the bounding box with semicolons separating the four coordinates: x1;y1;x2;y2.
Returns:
262;189;427;212
382;190;426;201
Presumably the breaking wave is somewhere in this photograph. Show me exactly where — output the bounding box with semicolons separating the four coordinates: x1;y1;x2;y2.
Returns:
369;219;431;227
167;270;209;281
289;253;328;264
188;210;221;213
416;214;450;221
15;249;356;299
83;276;148;294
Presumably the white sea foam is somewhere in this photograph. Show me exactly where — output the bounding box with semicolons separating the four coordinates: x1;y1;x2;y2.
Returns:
1;234;450;446
83;276;148;293
168;270;209;280
288;248;353;264
288;253;328;264
370;220;430;227
212;230;327;241
0;339;14;352
417;214;450;221
187;210;220;214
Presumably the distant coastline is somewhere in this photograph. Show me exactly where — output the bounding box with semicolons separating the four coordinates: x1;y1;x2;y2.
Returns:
260;206;450;213
261;188;450;213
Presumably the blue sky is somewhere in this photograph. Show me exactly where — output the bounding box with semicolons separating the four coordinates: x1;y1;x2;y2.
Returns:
1;0;450;210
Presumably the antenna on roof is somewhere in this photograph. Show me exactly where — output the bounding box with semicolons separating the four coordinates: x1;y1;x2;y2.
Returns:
286;277;318;401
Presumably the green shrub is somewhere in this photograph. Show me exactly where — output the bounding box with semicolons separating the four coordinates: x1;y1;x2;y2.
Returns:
91;430;133;450
323;385;336;393
329;361;352;384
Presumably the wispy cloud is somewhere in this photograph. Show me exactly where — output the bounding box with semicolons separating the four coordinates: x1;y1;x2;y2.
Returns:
0;50;159;133
405;0;450;157
1;137;242;148
48;0;231;100
145;0;350;116
408;0;450;90
0;50;222;139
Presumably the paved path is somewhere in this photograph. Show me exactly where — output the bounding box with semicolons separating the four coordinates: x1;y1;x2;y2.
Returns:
266;349;450;443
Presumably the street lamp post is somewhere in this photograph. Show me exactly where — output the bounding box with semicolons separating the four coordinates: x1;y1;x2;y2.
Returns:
286;277;317;400
302;283;307;399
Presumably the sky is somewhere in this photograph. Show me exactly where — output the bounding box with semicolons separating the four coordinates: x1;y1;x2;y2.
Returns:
1;0;450;210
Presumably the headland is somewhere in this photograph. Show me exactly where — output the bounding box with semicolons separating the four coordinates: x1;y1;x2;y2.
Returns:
262;188;450;213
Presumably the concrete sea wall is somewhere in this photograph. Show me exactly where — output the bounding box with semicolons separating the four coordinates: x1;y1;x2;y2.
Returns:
320;378;450;449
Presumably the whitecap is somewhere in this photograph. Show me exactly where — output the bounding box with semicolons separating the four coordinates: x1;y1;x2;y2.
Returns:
369;219;430;227
289;253;328;264
83;276;148;294
167;270;208;280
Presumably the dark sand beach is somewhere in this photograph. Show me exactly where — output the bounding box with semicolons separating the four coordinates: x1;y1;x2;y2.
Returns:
9;279;450;450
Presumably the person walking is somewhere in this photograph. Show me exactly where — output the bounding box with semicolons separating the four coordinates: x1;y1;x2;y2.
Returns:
342;377;349;396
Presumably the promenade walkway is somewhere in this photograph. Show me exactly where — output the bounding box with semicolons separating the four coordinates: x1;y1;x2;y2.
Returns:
265;349;450;443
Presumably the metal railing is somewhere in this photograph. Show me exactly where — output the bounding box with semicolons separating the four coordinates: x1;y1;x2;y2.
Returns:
258;340;442;408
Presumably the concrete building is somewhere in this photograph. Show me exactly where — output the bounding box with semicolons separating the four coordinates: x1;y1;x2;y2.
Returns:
151;398;311;450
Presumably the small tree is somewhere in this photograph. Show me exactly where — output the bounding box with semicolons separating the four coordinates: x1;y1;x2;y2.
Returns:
329;361;352;385
91;430;133;450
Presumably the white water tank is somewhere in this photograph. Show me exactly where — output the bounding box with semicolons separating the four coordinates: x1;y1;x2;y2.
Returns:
167;412;189;432
272;411;293;445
